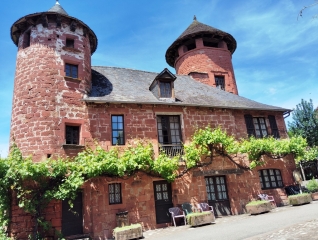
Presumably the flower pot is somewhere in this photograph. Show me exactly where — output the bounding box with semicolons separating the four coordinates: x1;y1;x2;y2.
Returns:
113;224;143;240
246;201;272;215
187;212;215;227
311;192;318;201
288;194;312;206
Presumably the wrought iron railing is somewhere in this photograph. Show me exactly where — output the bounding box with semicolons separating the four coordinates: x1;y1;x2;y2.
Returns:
159;144;184;160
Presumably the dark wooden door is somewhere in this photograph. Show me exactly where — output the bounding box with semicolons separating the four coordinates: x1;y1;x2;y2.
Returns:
205;176;231;216
153;181;173;224
62;192;83;236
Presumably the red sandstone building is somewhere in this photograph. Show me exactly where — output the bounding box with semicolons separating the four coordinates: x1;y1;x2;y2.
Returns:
9;1;296;239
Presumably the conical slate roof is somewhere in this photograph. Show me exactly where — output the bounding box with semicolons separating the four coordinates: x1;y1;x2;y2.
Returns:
48;1;68;15
165;18;237;67
10;1;98;54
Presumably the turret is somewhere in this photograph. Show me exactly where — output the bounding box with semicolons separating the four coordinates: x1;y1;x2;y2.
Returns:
10;1;97;161
165;16;238;94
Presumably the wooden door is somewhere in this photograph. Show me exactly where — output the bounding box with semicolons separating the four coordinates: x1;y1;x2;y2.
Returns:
62;192;83;236
153;181;173;224
205;176;231;216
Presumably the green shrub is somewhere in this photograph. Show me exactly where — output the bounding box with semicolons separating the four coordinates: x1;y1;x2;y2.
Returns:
306;178;318;193
246;200;268;206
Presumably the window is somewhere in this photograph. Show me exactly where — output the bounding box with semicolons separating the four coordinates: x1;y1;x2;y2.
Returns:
159;81;171;98
66;39;75;48
268;115;280;138
65;63;78;78
259;169;283;189
23;31;31;49
157;115;183;157
65;125;80;145
215;76;225;90
109;183;122;204
112;115;124;145
244;115;279;138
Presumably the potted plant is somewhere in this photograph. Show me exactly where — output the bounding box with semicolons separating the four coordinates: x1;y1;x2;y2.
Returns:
113;223;143;240
245;200;272;215
306;178;318;200
186;211;215;227
288;193;312;206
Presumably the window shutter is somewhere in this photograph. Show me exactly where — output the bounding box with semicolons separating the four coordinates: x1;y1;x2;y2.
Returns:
244;114;255;137
268;115;280;139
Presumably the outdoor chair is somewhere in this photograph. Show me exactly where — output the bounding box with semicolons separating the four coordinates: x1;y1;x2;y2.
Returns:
258;194;277;207
197;203;214;214
168;207;186;227
181;202;195;215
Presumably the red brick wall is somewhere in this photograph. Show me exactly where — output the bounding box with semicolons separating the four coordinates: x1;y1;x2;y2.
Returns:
175;39;238;95
10;21;91;162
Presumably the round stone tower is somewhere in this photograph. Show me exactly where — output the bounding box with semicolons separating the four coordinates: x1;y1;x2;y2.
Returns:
10;1;97;161
165;17;238;95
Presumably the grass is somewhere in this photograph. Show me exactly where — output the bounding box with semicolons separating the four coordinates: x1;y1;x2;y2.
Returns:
246;200;268;206
113;223;142;233
288;193;311;199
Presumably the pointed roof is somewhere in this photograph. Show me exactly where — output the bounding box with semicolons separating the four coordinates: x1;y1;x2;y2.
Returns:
48;1;68;15
10;1;98;54
165;18;237;67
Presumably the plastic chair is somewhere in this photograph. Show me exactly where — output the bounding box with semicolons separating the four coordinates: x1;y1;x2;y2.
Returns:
168;207;186;227
258;194;277;207
197;203;214;214
181;202;194;215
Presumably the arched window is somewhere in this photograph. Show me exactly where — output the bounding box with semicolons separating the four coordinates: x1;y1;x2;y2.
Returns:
258;169;283;189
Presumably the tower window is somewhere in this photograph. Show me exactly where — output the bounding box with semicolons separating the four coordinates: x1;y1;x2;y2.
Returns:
65;125;80;145
159;81;172;98
65;63;78;78
203;41;218;48
215;76;225;90
66;39;75;48
23;31;31;49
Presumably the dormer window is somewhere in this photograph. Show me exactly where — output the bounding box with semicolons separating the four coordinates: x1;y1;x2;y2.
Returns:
215;76;225;90
159;81;172;98
149;68;176;100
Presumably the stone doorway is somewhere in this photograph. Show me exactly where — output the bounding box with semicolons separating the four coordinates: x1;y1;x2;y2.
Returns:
205;176;231;216
153;180;173;224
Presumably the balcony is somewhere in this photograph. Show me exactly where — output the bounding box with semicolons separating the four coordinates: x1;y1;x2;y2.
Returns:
159;144;184;160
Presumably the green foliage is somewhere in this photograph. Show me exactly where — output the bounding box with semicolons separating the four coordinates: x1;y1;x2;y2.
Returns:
113;223;142;233
0;126;316;238
306;178;318;193
246;200;269;206
288;99;318;148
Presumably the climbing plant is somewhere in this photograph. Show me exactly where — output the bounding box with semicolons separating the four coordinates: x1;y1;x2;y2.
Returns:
0;126;315;239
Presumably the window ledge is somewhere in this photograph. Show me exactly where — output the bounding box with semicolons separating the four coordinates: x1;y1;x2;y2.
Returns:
64;76;81;82
62;144;85;149
62;46;81;53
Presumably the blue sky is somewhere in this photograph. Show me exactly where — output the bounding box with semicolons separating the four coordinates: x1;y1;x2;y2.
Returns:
0;0;317;157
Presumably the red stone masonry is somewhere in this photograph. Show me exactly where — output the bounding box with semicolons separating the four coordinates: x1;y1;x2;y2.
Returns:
10;20;91;162
175;38;238;95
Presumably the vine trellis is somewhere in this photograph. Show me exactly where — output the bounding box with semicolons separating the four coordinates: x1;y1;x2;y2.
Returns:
0;126;317;239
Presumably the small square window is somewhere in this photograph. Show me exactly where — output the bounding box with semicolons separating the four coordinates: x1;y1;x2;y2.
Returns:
66;39;74;48
65;63;78;78
109;183;122;204
112;115;125;145
159;81;172;98
215;76;225;90
65;125;80;145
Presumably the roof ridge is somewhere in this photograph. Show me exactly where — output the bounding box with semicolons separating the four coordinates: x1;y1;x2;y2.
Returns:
92;66;170;75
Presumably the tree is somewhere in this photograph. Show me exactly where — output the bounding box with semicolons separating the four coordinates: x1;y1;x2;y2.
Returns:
288;99;318;147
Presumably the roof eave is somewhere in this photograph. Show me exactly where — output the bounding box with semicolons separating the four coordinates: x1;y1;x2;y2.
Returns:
82;98;290;112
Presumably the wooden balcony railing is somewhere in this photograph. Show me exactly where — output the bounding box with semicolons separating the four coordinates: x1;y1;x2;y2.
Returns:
159;144;184;160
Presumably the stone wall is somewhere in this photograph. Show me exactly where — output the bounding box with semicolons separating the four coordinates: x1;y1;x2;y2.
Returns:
10;21;91;162
175;40;238;95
